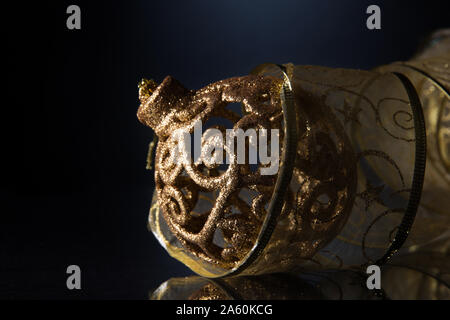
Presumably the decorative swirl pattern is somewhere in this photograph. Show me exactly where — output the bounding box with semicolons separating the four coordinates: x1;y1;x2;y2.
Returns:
140;75;285;268
143;53;450;276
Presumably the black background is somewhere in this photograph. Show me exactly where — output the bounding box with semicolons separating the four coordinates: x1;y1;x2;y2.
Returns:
1;0;449;299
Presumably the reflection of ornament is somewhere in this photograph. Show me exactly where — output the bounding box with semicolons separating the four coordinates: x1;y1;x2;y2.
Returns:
138;30;450;278
151;248;450;299
151;274;324;300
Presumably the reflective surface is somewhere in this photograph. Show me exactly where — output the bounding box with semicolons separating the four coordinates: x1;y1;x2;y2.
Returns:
152;239;450;300
3;2;450;300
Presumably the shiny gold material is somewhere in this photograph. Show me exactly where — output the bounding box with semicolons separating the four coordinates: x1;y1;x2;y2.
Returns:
138;71;356;272
139;30;450;277
138;75;285;269
151;274;324;300
138;78;158;103
152;249;450;300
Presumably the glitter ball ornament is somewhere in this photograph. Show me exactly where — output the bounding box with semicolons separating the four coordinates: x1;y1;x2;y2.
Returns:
138;30;450;277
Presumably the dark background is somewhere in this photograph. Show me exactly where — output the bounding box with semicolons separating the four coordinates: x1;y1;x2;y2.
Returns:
1;0;449;299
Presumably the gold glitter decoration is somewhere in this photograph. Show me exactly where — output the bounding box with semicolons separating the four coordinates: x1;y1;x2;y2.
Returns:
188;283;229;300
138;75;285;268
138;72;356;270
140;31;450;277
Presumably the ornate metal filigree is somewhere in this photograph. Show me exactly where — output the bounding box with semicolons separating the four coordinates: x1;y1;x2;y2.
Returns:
140;37;450;275
138;72;356;270
138;75;284;268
